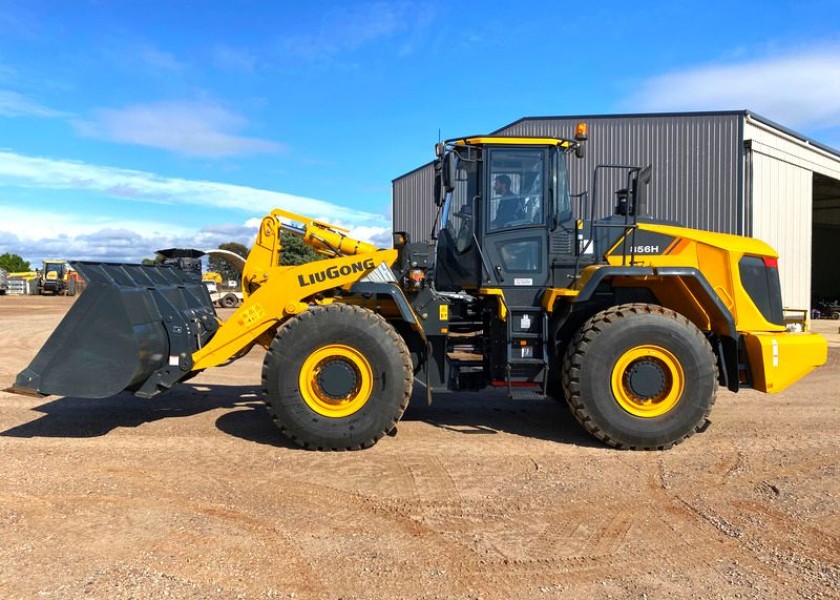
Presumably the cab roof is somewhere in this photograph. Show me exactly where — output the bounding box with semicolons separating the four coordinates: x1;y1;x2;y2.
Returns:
447;136;574;148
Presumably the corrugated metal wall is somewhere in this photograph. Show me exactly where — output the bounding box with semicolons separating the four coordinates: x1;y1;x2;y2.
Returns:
748;150;812;309
392;111;840;310
742;117;840;309
392;112;745;242
392;163;437;242
496;113;743;234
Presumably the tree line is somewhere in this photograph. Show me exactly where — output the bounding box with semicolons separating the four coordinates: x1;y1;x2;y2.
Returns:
0;253;30;272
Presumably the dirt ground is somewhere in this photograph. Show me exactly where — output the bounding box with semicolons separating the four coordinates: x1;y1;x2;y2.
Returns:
0;295;837;600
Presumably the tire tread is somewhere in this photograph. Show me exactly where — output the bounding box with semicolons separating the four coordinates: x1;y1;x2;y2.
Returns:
561;303;718;450
261;304;413;451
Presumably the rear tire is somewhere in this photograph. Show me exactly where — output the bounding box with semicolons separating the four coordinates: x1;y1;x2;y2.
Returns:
262;304;413;450
562;303;717;450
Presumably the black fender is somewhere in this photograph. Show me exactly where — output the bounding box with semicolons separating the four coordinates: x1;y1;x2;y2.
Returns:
570;266;741;392
348;282;422;333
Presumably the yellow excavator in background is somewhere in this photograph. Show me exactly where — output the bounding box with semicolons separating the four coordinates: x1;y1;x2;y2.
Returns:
9;126;828;451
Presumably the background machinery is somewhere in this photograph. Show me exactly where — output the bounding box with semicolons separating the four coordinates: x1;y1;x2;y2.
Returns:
35;260;82;295
201;249;246;308
37;260;69;295
203;271;243;308
9;127;828;450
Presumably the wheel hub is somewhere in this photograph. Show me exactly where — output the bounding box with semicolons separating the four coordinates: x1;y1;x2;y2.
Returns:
625;360;667;400
611;344;685;418
299;344;373;418
316;359;359;400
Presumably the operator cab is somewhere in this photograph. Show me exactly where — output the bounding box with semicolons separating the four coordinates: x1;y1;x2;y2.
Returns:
434;135;583;304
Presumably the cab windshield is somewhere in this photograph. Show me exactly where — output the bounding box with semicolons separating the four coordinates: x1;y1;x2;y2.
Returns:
439;144;572;247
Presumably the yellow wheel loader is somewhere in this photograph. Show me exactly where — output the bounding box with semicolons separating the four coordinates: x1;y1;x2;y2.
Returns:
8;127;828;450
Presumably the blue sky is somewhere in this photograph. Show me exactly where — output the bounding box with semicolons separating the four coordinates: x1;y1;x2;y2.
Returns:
1;0;839;266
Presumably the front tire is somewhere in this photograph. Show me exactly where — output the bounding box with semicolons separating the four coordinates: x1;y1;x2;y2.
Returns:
262;304;413;450
562;303;717;450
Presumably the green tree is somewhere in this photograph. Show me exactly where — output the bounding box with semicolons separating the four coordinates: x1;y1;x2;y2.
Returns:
205;234;321;280
280;230;321;266
209;242;249;282
0;252;30;272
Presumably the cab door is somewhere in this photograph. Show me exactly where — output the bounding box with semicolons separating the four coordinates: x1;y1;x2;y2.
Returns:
482;147;550;294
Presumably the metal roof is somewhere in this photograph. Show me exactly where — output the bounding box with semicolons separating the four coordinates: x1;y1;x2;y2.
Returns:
495;110;840;158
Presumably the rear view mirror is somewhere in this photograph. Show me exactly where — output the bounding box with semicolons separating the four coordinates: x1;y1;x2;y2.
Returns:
442;151;457;194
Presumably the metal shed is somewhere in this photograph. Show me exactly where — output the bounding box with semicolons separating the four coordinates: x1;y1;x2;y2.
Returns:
392;110;840;311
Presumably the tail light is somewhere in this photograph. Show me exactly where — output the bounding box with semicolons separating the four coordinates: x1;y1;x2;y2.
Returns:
739;255;784;325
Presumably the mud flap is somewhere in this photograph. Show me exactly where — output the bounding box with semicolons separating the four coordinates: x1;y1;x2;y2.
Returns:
9;262;218;399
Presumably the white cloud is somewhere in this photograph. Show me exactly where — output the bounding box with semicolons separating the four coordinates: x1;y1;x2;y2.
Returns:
0;204;192;240
625;46;840;130
137;46;185;72
73;100;284;158
346;225;392;248
0;205;390;266
0;204;200;264
280;2;435;62
0;89;65;118
213;45;258;72
0;150;388;226
0;152;392;264
0;206;255;265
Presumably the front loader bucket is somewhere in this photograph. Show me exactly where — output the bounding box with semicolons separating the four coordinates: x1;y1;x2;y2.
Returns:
9;262;218;399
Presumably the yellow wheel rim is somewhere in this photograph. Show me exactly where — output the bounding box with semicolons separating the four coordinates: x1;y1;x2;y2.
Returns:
299;345;373;418
611;345;685;417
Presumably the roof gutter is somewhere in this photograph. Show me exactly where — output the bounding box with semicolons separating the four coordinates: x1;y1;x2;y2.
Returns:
745;113;840;162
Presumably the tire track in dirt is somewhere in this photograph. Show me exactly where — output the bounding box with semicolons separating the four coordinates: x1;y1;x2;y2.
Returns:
246;451;748;594
469;460;731;591
731;499;840;562
526;509;635;561
227;462;487;594
671;495;839;591
643;450;836;592
705;444;747;482
402;454;461;503
88;479;342;596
